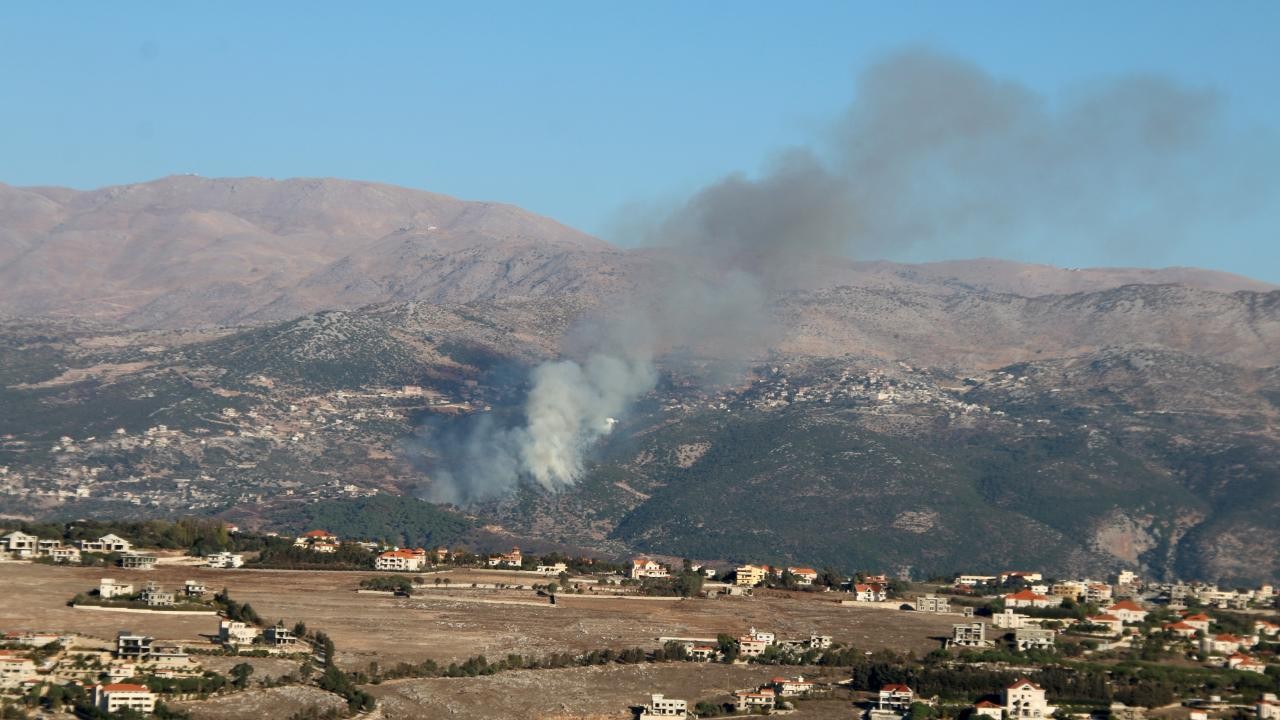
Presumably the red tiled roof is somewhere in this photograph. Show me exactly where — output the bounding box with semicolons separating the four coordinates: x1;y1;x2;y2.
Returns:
1006;590;1047;600
1007;678;1043;690
1089;614;1120;622
100;683;150;692
881;683;913;693
1184;613;1211;621
303;530;333;538
1108;600;1145;612
976;700;1002;708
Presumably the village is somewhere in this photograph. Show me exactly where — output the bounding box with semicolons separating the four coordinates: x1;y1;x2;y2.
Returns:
1;525;1279;719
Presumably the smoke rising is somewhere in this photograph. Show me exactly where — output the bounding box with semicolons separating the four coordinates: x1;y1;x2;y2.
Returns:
420;48;1271;504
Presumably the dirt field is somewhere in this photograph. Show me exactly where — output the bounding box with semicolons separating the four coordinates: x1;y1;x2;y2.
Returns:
367;663;857;720
174;685;346;720
0;563;957;673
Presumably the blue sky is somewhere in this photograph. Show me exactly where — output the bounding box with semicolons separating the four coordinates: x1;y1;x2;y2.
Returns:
2;2;1277;281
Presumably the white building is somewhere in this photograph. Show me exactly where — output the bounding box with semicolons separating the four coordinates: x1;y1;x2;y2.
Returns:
80;534;133;553
639;693;689;718
219;620;259;647
1;531;38;558
536;562;569;575
100;578;134;599
93;683;156;714
1256;693;1280;720
375;549;426;572
1005;679;1056;719
630;557;670;579
0;651;38;689
205;551;244;568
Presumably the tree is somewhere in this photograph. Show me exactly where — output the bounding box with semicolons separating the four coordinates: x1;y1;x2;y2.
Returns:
230;663;254;689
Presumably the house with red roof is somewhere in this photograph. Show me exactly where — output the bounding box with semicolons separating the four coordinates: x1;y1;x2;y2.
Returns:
771;675;815;696
973;700;1003;719
878;683;914;710
1182;612;1212;632
1005;678;1056;719
852;583;887;602
375;548;427;572
1225;653;1266;673
1083;614;1124;636
1105;599;1148;624
1200;633;1249;656
1162;620;1200;639
733;687;776;711
630;557;669;579
786;567;819;585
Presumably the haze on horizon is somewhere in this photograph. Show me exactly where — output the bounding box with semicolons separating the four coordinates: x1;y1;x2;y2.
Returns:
2;3;1279;282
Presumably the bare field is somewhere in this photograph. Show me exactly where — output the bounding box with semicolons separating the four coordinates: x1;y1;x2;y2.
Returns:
174;685;346;720
368;663;855;720
0;563;956;672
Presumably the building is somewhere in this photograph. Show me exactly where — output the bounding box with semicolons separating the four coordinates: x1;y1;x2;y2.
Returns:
1084;614;1124;636
100;578;134;599
915;594;952;613
1004;589;1054;608
219;620;259;647
1257;694;1280;720
879;683;914;710
375;548;427;572
115;631;154;660
735;564;770;587
48;546;81;563
1005;678;1056;719
1201;633;1248;656
973;700;1003;719
1014;627;1056;651
264;623;299;647
787;567;819;585
949;622;992;648
992;609;1028;629
1000;572;1044;584
93;683;157;714
772;676;815;697
639;693;689;718
536;562;569;575
80;534;133;553
1106;600;1149;624
487;547;523;568
1084;583;1114;604
738;637;768;658
118;553;157;570
807;634;833;649
1182;613;1212;633
1163;621;1200;639
733;687;777;711
852;583;887;602
183;580;206;598
140;583;175;607
630;557;669;579
1225;653;1266;673
1;531;38;558
0;651;38;689
1051;581;1087;601
956;575;997;586
206;551;244;568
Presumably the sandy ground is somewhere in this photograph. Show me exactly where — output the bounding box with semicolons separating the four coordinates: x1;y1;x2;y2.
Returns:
0;562;956;673
174;685;346;720
367;663;856;720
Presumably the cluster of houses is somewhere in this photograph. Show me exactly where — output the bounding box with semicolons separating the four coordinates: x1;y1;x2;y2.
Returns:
0;530;137;564
636;676;815;718
94;577;207;607
659;626;834;665
216;619;300;651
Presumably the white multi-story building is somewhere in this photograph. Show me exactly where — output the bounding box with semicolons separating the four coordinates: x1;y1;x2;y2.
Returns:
100;578;134;599
375;549;426;572
1;531;38;558
0;651;38;689
80;534;133;553
1005;679;1056;719
205;551;244;568
639;693;689;718
93;683;156;714
631;557;670;579
219;620;259;647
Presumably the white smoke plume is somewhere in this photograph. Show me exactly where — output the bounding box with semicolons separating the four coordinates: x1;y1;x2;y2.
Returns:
418;48;1276;505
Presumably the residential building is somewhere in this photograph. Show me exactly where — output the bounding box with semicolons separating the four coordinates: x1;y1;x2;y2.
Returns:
639;693;689;718
956;575;997;586
630;557;669;579
992;609;1028;629
264;623;299;647
1014;627;1056;651
1182;613;1212;633
1163;621;1199;639
973;700;1003;719
1051;581;1087;601
807;634;833;649
1;531;38;558
100;578;134;599
118;553;157;570
1005;678;1056;719
1000;572;1044;584
949;622;992;648
733;687;776;711
487;547;522;568
1084;583;1114;604
787;567;819;585
745;627;775;645
536;562;569;575
1225;653;1266;674
772;676;815;696
115;631;154;661
375;548;427;572
879;683;914;710
93;683;157;714
140;583;175;607
1084;614;1124;636
80;534;133;553
735;564;770;587
1004;589;1054;609
1201;633;1247;656
48;546;81;563
0;651;37;689
183;580;206;598
1106;600;1148;624
205;551;244;568
1257;694;1280;720
1254;620;1280;637
738;637;768;658
915;594;951;613
294;530;338;549
219;620;259;647
852;583;887;602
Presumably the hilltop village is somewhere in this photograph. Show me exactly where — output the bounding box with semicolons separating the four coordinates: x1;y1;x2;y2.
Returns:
1;523;1278;719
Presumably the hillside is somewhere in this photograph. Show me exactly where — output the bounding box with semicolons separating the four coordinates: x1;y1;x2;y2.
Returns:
2;176;1279;583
